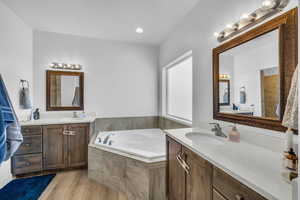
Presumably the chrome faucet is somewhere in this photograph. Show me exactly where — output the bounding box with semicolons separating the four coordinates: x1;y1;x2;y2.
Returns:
209;123;227;138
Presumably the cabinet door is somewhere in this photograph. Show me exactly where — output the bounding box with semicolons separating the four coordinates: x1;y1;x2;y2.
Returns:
166;136;185;200
67;124;89;168
184;147;213;200
43;125;67;170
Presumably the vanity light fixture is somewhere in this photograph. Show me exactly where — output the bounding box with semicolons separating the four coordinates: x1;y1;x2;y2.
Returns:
49;62;82;70
214;0;289;42
136;27;144;34
219;74;230;80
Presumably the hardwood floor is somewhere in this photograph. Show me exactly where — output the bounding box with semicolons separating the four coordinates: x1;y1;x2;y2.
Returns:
39;170;127;200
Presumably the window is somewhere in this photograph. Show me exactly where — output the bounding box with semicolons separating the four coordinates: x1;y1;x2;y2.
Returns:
163;51;192;123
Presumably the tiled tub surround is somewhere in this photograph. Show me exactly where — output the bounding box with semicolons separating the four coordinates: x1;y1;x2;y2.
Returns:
165;128;294;200
95;116;190;132
88;129;167;200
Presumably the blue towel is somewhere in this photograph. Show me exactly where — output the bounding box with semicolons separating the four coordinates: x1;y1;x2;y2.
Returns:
0;76;22;163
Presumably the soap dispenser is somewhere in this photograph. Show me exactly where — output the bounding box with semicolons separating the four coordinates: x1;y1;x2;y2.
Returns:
33;108;40;120
228;124;240;143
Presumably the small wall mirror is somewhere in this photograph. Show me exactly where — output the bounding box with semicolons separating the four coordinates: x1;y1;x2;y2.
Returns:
46;70;84;111
213;9;297;131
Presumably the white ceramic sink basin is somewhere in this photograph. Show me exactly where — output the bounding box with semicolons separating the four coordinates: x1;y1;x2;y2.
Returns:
186;132;225;145
59;117;86;121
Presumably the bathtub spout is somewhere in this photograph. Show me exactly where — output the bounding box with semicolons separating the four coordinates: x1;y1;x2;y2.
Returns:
103;133;114;144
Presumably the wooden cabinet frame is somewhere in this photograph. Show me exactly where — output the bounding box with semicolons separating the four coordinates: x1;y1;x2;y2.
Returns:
46;70;84;111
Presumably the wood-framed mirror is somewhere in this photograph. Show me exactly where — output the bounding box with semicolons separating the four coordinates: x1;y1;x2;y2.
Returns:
213;8;298;132
46;70;84;111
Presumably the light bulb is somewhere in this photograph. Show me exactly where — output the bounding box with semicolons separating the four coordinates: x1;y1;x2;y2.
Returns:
241;13;250;20
262;0;277;9
136;27;144;34
226;24;233;29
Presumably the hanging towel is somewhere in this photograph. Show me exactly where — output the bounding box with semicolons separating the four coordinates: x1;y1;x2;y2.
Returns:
4;121;22;161
72;86;80;107
239;86;246;104
223;89;229;104
0;75;22;163
282;66;298;130
19;80;32;109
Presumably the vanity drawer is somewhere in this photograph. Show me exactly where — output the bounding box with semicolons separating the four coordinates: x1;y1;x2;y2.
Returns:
15;135;42;155
213;167;267;200
12;154;42;175
21;126;42;136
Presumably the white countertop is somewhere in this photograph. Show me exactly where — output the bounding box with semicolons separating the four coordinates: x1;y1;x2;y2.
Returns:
165;128;292;200
20;116;96;126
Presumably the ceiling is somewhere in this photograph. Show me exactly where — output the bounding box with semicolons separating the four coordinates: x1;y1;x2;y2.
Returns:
1;0;200;45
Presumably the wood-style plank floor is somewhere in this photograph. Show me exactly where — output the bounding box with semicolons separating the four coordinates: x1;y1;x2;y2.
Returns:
39;170;127;200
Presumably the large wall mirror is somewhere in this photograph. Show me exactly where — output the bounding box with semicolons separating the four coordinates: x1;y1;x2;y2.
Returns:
46;70;84;111
213;8;298;131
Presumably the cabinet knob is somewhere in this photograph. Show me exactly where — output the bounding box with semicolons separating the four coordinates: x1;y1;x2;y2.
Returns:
25;162;30;166
235;194;244;200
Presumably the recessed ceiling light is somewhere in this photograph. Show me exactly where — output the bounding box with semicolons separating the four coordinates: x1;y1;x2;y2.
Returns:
136;27;144;34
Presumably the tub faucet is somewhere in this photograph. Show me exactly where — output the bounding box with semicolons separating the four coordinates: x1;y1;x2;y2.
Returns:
103;133;114;144
209;123;227;138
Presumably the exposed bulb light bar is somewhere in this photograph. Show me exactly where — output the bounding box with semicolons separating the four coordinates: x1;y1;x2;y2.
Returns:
49;62;82;70
219;74;230;79
213;0;289;42
136;27;144;34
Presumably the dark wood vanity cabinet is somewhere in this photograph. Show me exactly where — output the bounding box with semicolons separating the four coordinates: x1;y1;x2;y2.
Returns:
166;136;268;200
166;137;185;200
166;136;213;200
12;123;89;176
43;125;67;170
12;126;43;175
66;124;89;168
184;147;213;200
43;124;89;170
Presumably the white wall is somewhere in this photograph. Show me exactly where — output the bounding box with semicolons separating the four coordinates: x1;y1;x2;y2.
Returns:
0;2;33;187
33;31;159;117
159;0;298;129
232;42;278;116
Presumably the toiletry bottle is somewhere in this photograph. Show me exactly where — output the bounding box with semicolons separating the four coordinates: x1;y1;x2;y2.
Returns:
285;148;298;171
228;124;240;143
33;108;40;120
282;128;294;169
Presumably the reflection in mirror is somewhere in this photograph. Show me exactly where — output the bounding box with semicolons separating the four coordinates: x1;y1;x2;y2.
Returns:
50;75;80;107
219;80;230;106
219;29;280;120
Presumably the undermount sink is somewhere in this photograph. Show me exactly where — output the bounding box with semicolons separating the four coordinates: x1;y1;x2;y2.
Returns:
59;117;86;122
186;132;225;145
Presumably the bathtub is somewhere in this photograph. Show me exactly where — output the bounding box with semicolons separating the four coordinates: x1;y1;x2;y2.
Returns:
88;129;166;200
93;129;166;163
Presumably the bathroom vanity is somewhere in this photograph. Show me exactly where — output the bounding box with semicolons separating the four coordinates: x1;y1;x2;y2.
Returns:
11;119;95;176
167;136;266;200
165;128;292;200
